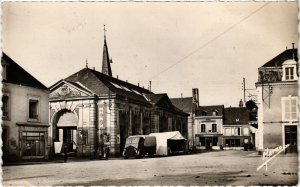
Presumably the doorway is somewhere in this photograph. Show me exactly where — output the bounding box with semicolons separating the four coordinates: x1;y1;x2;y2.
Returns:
285;125;297;153
205;138;212;150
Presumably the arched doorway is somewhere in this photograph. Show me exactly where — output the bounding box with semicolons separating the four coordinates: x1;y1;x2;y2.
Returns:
119;113;129;153
53;109;78;155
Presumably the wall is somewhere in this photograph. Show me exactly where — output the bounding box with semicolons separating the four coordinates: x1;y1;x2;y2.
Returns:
257;82;298;151
194;117;223;134
2;83;49;161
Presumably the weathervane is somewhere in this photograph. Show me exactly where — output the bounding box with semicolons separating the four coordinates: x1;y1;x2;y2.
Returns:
86;58;88;68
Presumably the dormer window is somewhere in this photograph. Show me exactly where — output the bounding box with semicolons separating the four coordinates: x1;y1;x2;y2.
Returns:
212;110;218;116
201;110;207;116
2;61;7;80
282;60;298;81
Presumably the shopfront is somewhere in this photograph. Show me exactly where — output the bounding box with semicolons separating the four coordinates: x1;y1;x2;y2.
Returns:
17;124;49;160
195;134;222;150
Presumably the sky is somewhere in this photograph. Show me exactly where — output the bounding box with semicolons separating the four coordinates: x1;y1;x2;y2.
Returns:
2;2;298;107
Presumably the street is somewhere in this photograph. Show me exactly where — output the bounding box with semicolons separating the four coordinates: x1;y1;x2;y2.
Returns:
2;150;298;186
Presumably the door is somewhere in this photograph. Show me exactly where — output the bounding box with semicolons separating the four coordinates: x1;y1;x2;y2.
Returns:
63;128;76;152
205;138;212;150
2;128;8;162
285;126;297;153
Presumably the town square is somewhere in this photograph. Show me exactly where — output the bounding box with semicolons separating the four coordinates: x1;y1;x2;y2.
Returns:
1;2;298;186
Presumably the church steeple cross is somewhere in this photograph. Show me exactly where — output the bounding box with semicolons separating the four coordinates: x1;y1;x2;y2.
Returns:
103;24;106;39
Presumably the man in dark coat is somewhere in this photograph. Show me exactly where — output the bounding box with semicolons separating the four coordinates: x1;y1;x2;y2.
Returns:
64;143;68;162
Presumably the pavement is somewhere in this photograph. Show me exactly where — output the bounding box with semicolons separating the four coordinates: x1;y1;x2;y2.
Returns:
2;150;298;186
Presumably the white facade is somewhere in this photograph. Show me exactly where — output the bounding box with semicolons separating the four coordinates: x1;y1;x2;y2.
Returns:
2;82;49;161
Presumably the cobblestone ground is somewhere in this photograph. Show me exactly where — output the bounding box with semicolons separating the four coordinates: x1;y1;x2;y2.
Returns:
2;150;298;186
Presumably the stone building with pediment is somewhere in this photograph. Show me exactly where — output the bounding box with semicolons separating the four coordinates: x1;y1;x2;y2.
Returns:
48;37;188;158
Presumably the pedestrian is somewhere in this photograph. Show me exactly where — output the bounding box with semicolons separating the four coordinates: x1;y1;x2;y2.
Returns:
64;143;68;162
104;145;110;160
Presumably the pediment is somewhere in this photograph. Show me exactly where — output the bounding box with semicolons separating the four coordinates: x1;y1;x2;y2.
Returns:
156;95;174;111
50;80;93;99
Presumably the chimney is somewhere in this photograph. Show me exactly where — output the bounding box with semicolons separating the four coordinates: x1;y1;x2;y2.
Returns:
138;83;139;87
117;75;118;79
292;43;298;61
93;67;95;70
192;88;199;108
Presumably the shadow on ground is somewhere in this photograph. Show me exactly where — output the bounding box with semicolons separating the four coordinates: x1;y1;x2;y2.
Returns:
58;169;298;186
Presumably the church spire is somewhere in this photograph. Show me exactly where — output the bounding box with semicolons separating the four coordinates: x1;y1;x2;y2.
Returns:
102;24;112;76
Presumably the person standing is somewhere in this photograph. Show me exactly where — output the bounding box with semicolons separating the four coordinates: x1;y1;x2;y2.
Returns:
63;143;68;162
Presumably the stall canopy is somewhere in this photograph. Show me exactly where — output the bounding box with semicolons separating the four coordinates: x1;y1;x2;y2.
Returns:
149;131;186;156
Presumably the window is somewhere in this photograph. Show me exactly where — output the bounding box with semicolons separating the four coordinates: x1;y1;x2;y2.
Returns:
282;60;298;81
212;124;217;132
282;96;298;122
2;63;7;80
29;99;39;120
2;95;9;120
212;137;218;146
237;128;241;136
224;128;231;136
243;128;249;135
22;132;45;157
225;139;240;147
201;110;207;116
285;67;294;80
201;124;206;132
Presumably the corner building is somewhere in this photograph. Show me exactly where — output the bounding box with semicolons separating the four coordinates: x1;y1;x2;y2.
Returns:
256;46;298;153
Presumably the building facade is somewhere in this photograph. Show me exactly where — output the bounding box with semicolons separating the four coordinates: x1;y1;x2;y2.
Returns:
223;107;252;150
194;105;224;150
256;46;298;153
2;53;50;162
170;88;199;150
48;37;188;158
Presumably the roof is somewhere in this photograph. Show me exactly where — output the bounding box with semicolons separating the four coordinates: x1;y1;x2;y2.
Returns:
150;94;189;116
261;49;298;68
170;97;193;113
2;53;48;90
102;38;112;76
61;67;152;104
223;107;250;125
195;105;224;116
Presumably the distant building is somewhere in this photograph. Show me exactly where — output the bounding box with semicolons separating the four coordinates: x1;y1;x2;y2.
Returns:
48;36;188;158
170;88;199;150
223;107;252;150
255;45;298;153
194;105;224;150
2;53;50;162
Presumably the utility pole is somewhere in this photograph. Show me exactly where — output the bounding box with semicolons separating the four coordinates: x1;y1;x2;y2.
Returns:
243;77;246;104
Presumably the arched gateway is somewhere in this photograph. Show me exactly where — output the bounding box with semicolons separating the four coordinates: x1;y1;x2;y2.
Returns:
52;109;78;154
